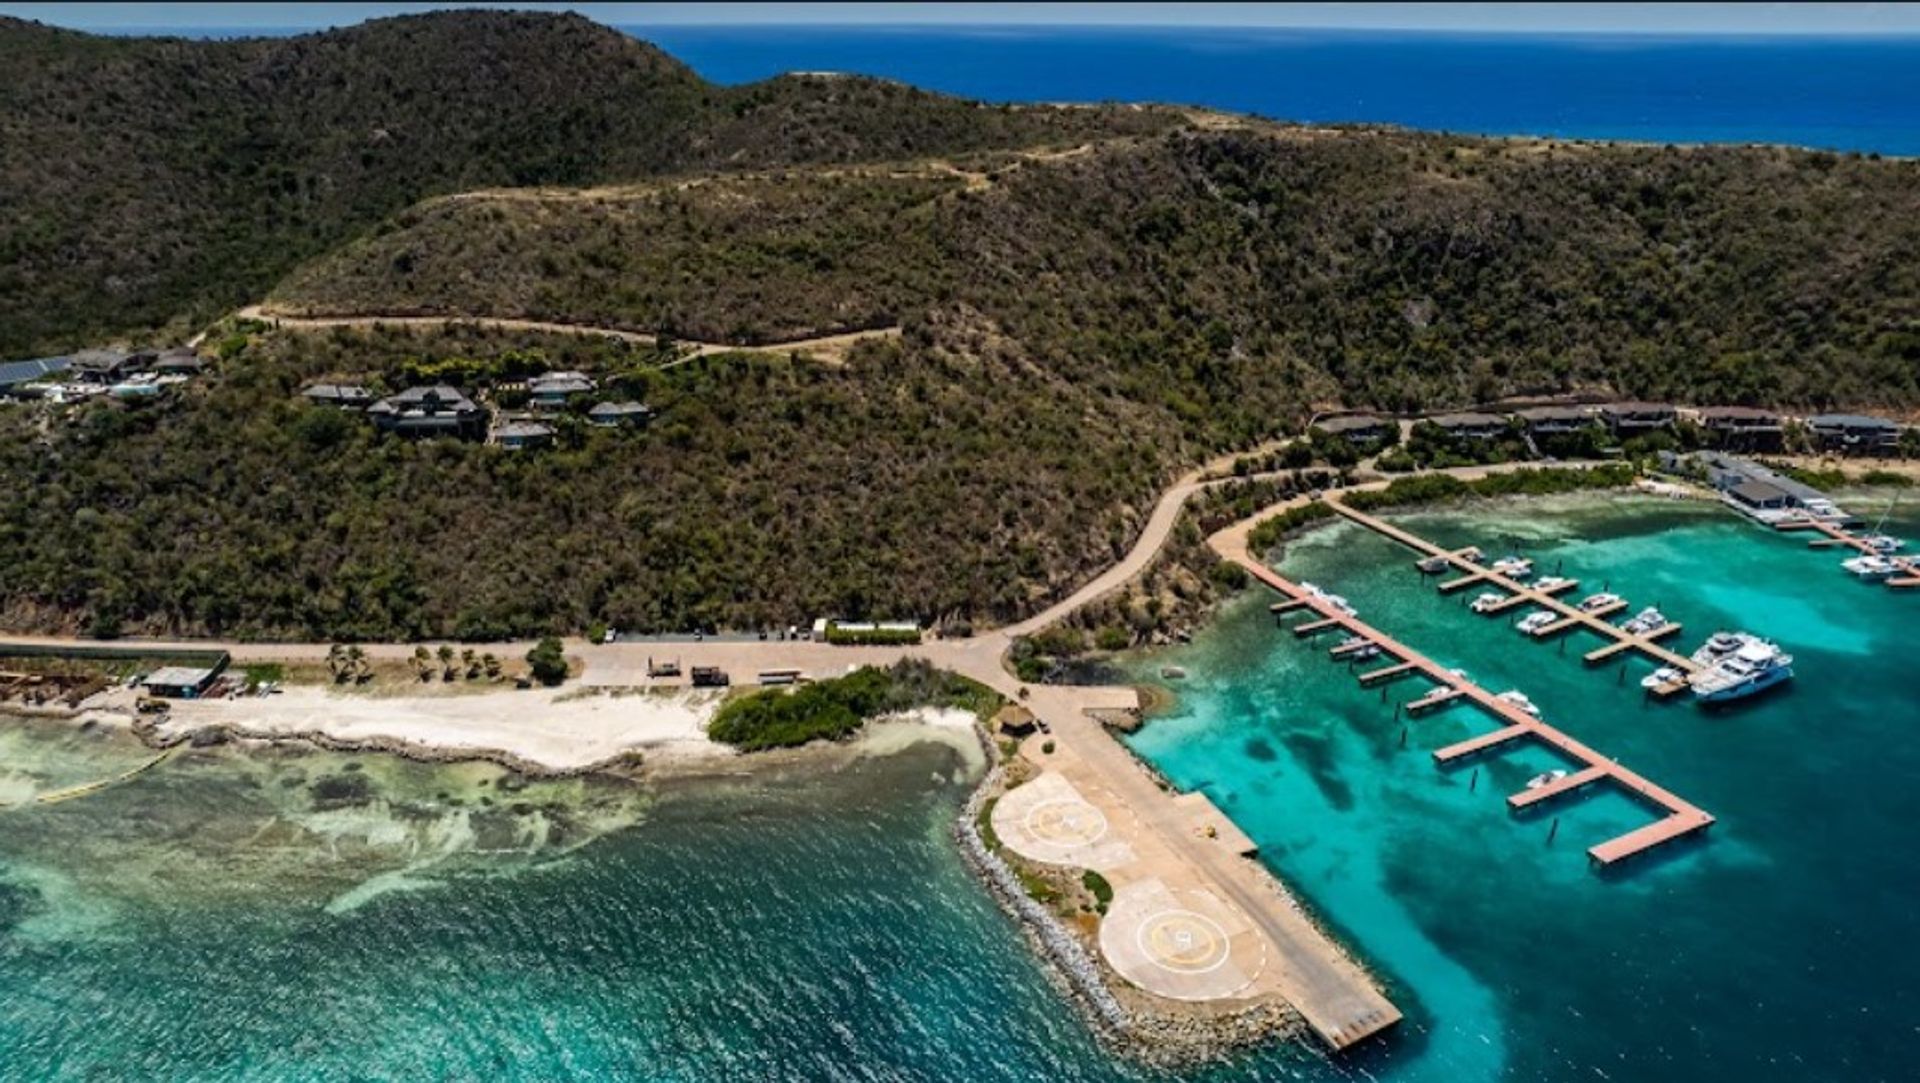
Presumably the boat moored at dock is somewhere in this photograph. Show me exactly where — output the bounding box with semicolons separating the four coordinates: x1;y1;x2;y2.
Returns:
1490;556;1534;579
1842;554;1899;580
1690;640;1794;703
1619;607;1667;636
1578;592;1623;613
1469;592;1507;614
1516;611;1557;637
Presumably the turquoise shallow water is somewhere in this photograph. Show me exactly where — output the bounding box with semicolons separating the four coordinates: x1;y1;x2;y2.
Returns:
1127;491;1920;1082
2;492;1915;1080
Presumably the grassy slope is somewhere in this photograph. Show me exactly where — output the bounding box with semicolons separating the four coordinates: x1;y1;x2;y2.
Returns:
0;11;1176;357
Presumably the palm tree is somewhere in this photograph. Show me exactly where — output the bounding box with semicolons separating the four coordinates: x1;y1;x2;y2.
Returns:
461;647;478;680
412;645;432;682
326;643;347;684
483;653;501;681
347;645;368;684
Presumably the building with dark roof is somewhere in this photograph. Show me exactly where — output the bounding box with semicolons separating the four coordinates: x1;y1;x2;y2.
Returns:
367;385;486;439
1726;480;1792;510
588;401;654;428
494;419;556;450
1514;406;1594;436
302;384;375;409
1807;413;1902;454
1696;406;1785;451
1312;414;1390;441
1599;402;1676;434
527;371;596;408
150;348;206;376
68;348;137;385
1424;412;1508;440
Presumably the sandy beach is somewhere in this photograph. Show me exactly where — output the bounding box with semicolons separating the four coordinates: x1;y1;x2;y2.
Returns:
147;684;735;773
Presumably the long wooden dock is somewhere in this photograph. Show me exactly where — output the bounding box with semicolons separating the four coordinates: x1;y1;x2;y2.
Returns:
1778;516;1920;590
1507;765;1609;811
1327;500;1702;674
1236;557;1714;869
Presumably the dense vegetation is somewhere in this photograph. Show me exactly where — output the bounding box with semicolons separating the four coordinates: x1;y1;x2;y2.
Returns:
0;11;1175;357
6;12;1919;644
0;324;1172;639
706;660;1000;751
282;123;1920;415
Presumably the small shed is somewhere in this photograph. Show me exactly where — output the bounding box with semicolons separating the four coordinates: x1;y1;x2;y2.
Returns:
995;705;1039;737
142;665;220;699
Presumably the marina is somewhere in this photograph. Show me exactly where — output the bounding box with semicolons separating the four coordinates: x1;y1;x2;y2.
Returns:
1776;515;1920;590
1235;553;1716;870
1326;500;1703;678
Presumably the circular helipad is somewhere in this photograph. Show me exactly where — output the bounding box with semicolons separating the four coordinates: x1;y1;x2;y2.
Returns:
1100;881;1264;1000
1135;908;1232;974
1024;798;1109;849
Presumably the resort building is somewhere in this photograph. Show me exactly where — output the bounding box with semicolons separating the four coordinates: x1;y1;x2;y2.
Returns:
1598;401;1677;435
588;401;654;428
1312;414;1390;443
1695;406;1785;451
150;348;207;376
493;419;556;450
527;371;596;409
302;383;375;409
68;348;138;385
1513;405;1593;436
1726;480;1792;511
1424;412;1508;440
994;705;1039;737
366;385;487;439
0;356;72;398
1807;413;1903;455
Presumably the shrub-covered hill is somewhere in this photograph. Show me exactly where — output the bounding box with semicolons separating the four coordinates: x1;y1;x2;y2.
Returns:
0;324;1178;641
0;11;1178;358
277;125;1920;415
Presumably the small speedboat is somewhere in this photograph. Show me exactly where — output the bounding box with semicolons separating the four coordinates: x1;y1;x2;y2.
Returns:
1620;607;1666;636
1469;592;1507;614
1842;554;1898;580
1417;555;1452;574
1516;610;1557;636
1160;665;1188;680
1491;556;1534;579
1496;690;1543;717
1578;592;1623;613
1640;666;1685;690
1526;769;1569;790
1862;534;1904;554
1534;575;1574;592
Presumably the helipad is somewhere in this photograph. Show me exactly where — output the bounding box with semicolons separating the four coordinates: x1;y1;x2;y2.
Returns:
990;770;1135;871
1099;879;1266;1001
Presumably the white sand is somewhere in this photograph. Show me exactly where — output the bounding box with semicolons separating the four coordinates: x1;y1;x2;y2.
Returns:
155;684;733;772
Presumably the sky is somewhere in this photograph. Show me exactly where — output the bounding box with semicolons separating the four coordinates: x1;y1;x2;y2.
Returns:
4;2;1919;36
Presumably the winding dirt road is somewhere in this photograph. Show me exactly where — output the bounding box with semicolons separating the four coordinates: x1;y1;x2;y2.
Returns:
234;305;900;364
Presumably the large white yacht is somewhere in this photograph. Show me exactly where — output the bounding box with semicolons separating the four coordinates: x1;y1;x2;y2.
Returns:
1690;631;1754;667
1691;640;1794;703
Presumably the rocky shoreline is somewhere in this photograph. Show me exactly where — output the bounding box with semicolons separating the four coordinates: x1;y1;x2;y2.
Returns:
950;722;1307;1068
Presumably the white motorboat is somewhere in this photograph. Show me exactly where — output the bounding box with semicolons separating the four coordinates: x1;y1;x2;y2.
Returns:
1534;575;1575;592
1516;610;1558;637
1302;582;1359;616
1469;592;1507;614
1691;640;1794;703
1862;534;1904;554
1578;592;1623;613
1490;556;1534;579
1496;690;1543;717
1842;554;1899;580
1640;666;1685;690
1526;769;1569;790
1619;607;1666;636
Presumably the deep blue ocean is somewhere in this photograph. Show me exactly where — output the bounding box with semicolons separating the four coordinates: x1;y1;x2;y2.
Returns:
632;25;1920;155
